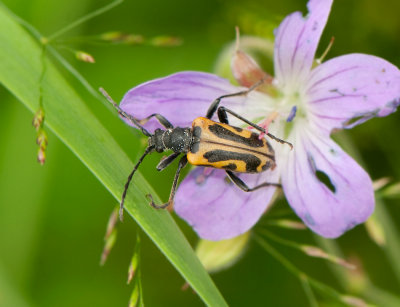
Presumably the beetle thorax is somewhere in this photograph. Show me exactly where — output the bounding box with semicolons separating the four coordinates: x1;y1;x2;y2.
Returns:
151;127;192;153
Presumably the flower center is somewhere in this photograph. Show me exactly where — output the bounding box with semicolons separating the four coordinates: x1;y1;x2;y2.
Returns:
254;86;308;140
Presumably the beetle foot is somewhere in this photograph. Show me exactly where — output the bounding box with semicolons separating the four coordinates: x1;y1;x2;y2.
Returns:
147;194;170;209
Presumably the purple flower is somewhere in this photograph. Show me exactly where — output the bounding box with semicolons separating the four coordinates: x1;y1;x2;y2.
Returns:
119;0;400;240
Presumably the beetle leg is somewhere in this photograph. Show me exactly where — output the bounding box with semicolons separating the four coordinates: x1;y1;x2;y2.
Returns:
138;113;174;129
119;146;154;221
217;106;229;124
217;107;293;150
156;152;180;171
206;77;267;119
226;170;281;192
148;155;188;209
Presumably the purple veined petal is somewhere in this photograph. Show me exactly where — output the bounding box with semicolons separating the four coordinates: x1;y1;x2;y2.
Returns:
119;71;271;132
306;54;400;134
174;166;280;241
281;124;374;238
274;0;333;90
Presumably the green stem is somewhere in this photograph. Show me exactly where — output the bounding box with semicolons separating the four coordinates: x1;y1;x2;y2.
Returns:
334;132;400;285
300;275;319;307
254;234;350;303
374;196;400;283
257;228;300;249
47;0;123;41
38;44;47;108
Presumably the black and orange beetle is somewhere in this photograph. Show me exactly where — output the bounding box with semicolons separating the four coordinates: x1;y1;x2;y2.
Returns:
100;80;292;220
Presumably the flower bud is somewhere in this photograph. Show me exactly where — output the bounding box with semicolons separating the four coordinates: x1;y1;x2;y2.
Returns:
381;182;400;198
196;231;250;273
40;37;49;45
76;51;95;63
100;31;124;41
37;147;46;165
100;228;117;266
365;214;386;246
231;49;279;96
301;245;356;270
124;34;145;45
127;250;139;284
105;206;119;240
343;256;368;293
340;295;367;307
231;49;269;87
128;233;141;284
267;219;307;230
100;32;144;44
372;177;390;191
129;285;140;307
100;207;119;266
149;36;182;47
32;108;45;130
36;130;48;148
32;107;47;165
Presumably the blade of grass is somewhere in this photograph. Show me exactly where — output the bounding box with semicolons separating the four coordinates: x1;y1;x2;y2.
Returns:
0;6;227;306
0;263;31;307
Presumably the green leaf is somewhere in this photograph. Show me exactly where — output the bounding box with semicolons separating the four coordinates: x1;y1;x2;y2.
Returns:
0;5;227;306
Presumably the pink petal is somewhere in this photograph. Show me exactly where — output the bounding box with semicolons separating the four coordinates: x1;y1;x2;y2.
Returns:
307;54;400;133
281;125;374;238
274;0;333;89
119;71;253;132
174;167;279;241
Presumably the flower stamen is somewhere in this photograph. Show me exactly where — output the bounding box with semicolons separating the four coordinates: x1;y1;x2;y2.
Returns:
248;111;279;140
286;106;297;122
315;36;335;65
195;168;214;185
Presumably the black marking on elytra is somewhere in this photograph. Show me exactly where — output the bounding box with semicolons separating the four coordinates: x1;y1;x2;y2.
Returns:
190;126;202;153
203;140;274;159
203;150;261;173
190;141;200;153
208;124;264;148
193;126;202;138
261;161;272;171
233;126;243;132
223;163;237;170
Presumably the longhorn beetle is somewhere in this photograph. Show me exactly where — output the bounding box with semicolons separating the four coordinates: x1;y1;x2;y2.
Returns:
100;79;292;220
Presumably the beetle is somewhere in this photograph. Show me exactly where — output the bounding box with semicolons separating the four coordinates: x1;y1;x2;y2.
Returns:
100;79;292;220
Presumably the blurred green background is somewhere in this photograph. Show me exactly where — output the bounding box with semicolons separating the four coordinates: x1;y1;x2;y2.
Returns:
1;0;400;306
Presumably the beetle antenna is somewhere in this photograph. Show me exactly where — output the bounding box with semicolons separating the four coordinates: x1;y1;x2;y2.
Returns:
266;132;293;150
99;87;152;137
119;146;154;221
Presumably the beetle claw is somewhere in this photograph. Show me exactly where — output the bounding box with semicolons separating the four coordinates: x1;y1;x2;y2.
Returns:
119;203;124;222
